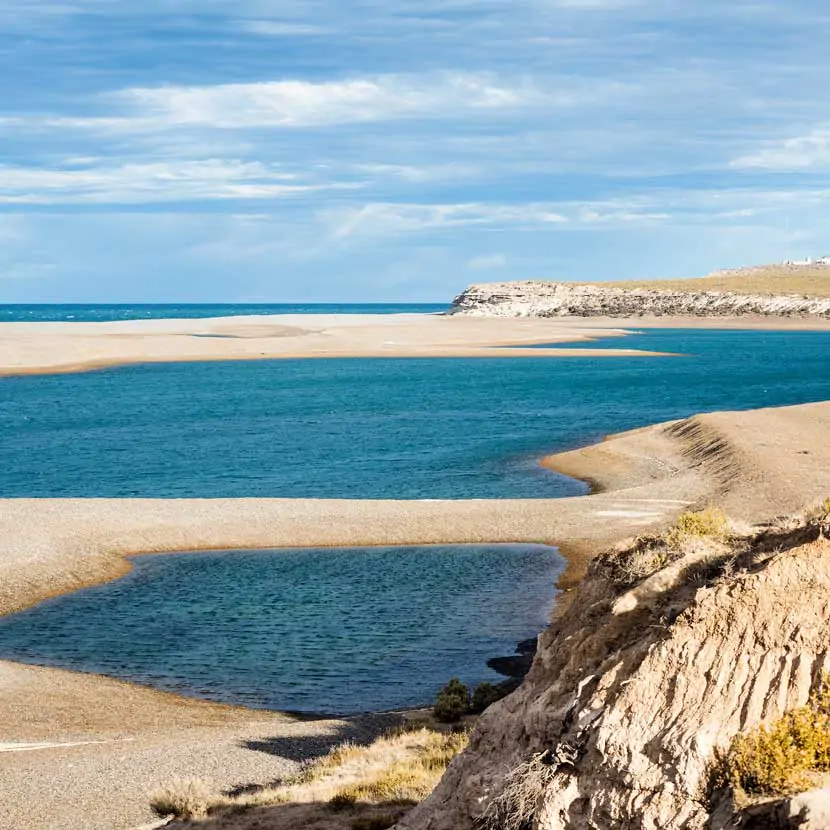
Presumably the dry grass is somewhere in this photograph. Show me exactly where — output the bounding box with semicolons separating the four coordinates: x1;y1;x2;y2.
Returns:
602;507;731;587
327;730;468;807
477;753;556;830
150;778;213;820
593;264;830;297
663;507;729;548
152;727;468;826
709;677;830;800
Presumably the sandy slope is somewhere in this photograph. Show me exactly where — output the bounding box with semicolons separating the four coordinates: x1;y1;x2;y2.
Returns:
0;401;829;828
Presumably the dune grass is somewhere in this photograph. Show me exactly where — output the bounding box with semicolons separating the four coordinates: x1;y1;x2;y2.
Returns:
150;726;469;827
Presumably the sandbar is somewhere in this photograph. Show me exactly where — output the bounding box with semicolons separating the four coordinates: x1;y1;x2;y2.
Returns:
0;313;708;376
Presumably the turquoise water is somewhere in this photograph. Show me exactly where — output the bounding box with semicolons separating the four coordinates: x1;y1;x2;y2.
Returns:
0;544;562;714
2;329;830;499
0;302;447;323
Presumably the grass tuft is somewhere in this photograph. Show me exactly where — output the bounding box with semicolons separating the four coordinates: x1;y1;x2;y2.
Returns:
663;507;729;548
149;778;213;820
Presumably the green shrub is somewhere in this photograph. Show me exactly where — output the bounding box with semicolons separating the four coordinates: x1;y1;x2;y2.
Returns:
433;678;470;723
471;682;507;714
709;677;830;799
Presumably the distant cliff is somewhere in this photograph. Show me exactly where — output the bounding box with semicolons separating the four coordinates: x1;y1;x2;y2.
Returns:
450;280;830;318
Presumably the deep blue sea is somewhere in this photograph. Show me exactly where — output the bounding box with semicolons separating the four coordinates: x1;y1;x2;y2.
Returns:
1;318;830;713
0;302;446;322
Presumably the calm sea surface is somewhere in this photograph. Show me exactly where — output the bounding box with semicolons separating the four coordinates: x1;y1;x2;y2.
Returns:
1;320;829;712
0;545;562;714
1;329;829;499
0;302;446;322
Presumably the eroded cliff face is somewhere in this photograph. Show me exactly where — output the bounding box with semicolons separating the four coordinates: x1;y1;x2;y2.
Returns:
450;281;830;318
398;515;830;830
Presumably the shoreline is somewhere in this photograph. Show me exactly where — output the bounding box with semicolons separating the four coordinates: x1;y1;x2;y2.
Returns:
4;312;830;378
2;400;830;828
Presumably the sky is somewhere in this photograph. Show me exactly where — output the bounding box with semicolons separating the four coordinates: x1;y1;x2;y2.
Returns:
0;1;829;302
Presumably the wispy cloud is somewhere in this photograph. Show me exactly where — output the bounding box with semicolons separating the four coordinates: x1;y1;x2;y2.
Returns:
0;160;356;204
731;124;830;170
325;202;570;238
2;73;564;134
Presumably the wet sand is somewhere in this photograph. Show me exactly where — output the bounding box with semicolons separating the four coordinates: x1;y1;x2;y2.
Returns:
1;401;829;828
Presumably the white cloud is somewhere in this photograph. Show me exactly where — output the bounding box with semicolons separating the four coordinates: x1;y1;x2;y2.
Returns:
0;159;356;204
731;125;830;170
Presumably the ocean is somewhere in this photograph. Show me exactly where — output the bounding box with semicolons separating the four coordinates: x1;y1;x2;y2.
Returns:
0;302;447;323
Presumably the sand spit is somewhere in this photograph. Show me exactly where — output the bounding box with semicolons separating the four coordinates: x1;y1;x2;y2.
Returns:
1;401;830;829
0;312;756;377
3;312;829;378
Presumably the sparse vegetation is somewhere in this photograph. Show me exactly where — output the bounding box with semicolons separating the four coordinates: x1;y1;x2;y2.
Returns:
149;727;468;826
433;678;471;723
596;265;830;298
709;676;830;800
149;778;212;820
602;507;732;587
663;506;729;548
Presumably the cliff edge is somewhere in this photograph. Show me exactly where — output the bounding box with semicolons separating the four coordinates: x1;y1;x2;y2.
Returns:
450;280;830;318
399;508;830;830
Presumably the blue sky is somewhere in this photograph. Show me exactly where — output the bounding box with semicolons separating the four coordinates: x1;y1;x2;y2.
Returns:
1;0;829;302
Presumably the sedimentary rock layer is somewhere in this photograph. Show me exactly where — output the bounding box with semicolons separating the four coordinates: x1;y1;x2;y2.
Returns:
451;280;830;318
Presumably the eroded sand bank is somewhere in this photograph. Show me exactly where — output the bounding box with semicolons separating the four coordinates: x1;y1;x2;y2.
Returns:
1;401;829;829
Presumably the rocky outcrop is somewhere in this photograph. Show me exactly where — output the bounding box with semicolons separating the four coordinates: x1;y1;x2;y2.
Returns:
398;514;830;830
450;281;830;318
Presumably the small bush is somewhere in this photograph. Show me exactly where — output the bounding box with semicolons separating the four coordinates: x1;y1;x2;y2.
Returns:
471;682;507;714
433;678;471;723
664;507;729;548
149;778;212;819
709;677;830;799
